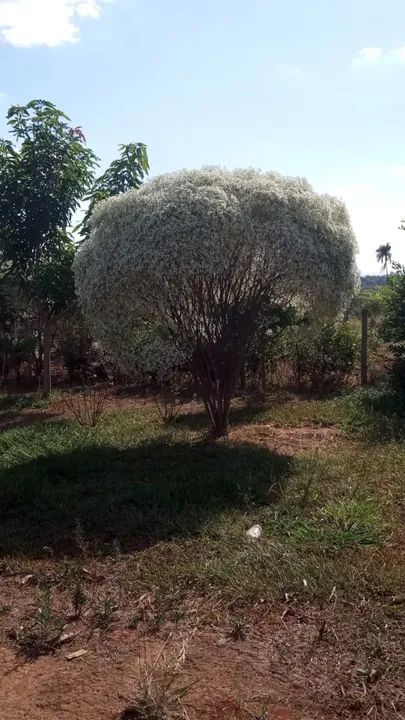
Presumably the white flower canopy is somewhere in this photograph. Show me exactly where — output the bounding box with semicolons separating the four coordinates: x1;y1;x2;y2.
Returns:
75;166;357;379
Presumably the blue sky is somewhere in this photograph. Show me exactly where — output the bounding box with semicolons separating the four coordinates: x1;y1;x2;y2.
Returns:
1;0;404;273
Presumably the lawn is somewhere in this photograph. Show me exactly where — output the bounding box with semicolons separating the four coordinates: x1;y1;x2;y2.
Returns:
0;392;404;719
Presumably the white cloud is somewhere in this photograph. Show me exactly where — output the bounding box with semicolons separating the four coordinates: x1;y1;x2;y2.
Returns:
352;44;405;70
354;47;384;65
0;0;113;47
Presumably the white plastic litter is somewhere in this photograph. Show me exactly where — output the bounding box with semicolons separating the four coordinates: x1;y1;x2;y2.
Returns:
246;524;262;541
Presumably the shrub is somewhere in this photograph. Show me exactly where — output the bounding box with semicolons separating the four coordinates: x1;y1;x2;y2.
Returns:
63;385;109;427
285;320;358;391
152;371;184;426
343;386;405;440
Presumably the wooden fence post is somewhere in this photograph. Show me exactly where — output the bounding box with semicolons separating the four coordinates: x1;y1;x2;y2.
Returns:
361;308;368;386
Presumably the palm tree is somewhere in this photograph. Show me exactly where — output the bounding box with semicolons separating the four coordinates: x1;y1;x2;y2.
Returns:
376;243;392;275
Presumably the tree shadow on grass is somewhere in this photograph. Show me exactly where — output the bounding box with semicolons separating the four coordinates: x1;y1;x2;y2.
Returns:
0;438;292;558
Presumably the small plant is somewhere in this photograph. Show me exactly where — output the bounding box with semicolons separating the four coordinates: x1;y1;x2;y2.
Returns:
228;617;250;642
119;640;191;720
13;587;65;658
71;579;87;618
64;384;108;427
152;372;184;426
93;595;118;629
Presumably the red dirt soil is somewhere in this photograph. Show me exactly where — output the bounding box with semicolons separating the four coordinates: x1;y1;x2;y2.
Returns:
0;625;335;720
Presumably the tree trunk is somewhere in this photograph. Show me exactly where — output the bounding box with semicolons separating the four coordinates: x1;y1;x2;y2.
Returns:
193;348;241;438
42;319;52;398
203;393;231;438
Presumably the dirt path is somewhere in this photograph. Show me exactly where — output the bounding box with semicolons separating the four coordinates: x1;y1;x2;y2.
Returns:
0;625;335;720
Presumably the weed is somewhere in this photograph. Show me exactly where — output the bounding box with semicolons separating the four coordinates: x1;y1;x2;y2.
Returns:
13;587;65;658
228;617;250;641
298;456;320;510
119;639;191;720
321;496;384;548
71;579;87;618
92;595;118;629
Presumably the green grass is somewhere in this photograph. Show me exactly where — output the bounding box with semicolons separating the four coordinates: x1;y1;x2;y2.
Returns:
0;396;404;610
178;394;347;430
343;386;405;440
0;391;53;412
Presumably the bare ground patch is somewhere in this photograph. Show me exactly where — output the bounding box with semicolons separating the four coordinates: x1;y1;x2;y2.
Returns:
230;424;342;455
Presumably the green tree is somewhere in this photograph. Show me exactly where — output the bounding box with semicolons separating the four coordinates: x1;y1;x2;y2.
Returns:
78;142;149;241
376;243;392;275
0;100;97;394
0;100;97;272
380;267;405;357
0;99;149;394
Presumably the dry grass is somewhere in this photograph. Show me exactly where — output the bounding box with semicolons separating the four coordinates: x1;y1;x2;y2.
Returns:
119;637;191;720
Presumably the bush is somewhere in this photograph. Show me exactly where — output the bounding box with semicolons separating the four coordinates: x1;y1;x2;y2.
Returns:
343;386;405;440
152;371;185;426
285;320;358;391
63;385;109;427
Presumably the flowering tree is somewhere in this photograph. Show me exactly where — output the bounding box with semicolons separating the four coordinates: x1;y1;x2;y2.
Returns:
75;168;357;437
